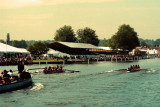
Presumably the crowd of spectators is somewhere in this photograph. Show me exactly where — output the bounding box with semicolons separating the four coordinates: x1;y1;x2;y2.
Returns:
0;55;32;65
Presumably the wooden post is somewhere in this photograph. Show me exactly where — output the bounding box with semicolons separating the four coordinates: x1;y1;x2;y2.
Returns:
46;56;48;67
116;57;117;63
63;59;65;66
88;58;90;64
39;59;41;65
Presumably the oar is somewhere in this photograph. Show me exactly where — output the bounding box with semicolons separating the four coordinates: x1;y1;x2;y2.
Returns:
64;69;80;73
13;68;44;72
27;68;44;71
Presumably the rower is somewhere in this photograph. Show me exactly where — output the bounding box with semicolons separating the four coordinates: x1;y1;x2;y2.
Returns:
58;65;63;71
135;65;138;69
56;65;59;71
43;67;47;73
127;67;131;71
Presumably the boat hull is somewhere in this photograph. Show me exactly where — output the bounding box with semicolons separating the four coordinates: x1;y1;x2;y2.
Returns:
0;78;32;93
127;69;141;73
43;70;64;74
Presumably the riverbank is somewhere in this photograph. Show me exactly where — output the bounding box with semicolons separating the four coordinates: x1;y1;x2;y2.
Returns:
31;55;151;64
0;55;153;66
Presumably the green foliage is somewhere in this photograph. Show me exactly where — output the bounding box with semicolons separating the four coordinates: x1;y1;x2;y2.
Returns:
9;40;27;48
101;39;112;47
77;27;99;46
139;38;155;47
0;39;6;44
54;25;76;42
109;24;140;51
141;41;148;47
154;39;160;46
27;41;49;56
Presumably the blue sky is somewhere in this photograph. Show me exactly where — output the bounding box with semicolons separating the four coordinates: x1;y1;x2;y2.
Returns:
0;0;160;40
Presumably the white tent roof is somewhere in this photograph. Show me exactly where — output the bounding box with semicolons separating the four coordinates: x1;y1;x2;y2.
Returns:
0;42;30;53
99;47;112;50
47;48;58;54
46;48;70;57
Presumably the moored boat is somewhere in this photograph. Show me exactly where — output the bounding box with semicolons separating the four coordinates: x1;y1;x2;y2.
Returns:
0;78;32;93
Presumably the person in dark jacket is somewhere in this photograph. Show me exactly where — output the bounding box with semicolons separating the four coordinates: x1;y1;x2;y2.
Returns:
18;62;24;73
20;70;31;80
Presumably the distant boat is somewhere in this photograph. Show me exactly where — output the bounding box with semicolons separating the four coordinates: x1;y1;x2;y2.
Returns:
127;69;140;73
0;78;32;93
43;70;65;74
126;68;145;73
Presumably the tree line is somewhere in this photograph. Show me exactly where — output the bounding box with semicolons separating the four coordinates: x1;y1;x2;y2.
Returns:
54;25;99;46
1;24;160;57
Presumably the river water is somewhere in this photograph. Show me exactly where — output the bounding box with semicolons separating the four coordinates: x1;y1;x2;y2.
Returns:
0;58;160;107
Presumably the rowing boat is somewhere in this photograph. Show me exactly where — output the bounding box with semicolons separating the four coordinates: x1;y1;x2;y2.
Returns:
0;78;32;93
127;68;142;73
43;70;65;74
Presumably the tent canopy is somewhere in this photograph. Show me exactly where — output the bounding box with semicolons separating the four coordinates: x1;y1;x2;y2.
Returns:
0;42;30;53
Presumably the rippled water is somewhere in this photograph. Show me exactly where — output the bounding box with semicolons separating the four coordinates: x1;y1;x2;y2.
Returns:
0;58;160;107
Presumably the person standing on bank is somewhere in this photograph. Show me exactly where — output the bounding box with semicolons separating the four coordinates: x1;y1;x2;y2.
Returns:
18;62;24;74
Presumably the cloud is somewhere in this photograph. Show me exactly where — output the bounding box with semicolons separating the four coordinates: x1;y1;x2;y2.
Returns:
0;0;42;8
0;13;54;28
43;0;120;5
0;0;120;9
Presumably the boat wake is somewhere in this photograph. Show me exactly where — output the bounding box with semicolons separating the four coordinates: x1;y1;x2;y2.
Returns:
30;83;44;91
105;70;116;73
105;69;126;73
146;69;157;73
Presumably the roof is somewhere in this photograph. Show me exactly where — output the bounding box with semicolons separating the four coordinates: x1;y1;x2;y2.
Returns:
0;42;30;53
48;41;127;55
48;41;99;55
58;42;100;49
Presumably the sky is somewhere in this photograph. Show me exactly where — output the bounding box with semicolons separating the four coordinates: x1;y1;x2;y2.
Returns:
0;0;160;41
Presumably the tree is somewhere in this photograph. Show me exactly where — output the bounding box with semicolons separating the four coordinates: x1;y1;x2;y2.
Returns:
139;38;154;47
110;24;139;51
154;39;160;46
9;40;27;48
101;39;112;47
6;33;10;44
77;27;99;46
54;25;76;42
141;41;148;47
27;41;49;57
0;39;6;44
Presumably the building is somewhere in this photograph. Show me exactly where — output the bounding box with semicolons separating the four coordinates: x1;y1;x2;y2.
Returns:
48;41;128;57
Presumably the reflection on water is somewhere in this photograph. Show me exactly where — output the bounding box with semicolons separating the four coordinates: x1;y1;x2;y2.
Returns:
0;58;160;107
